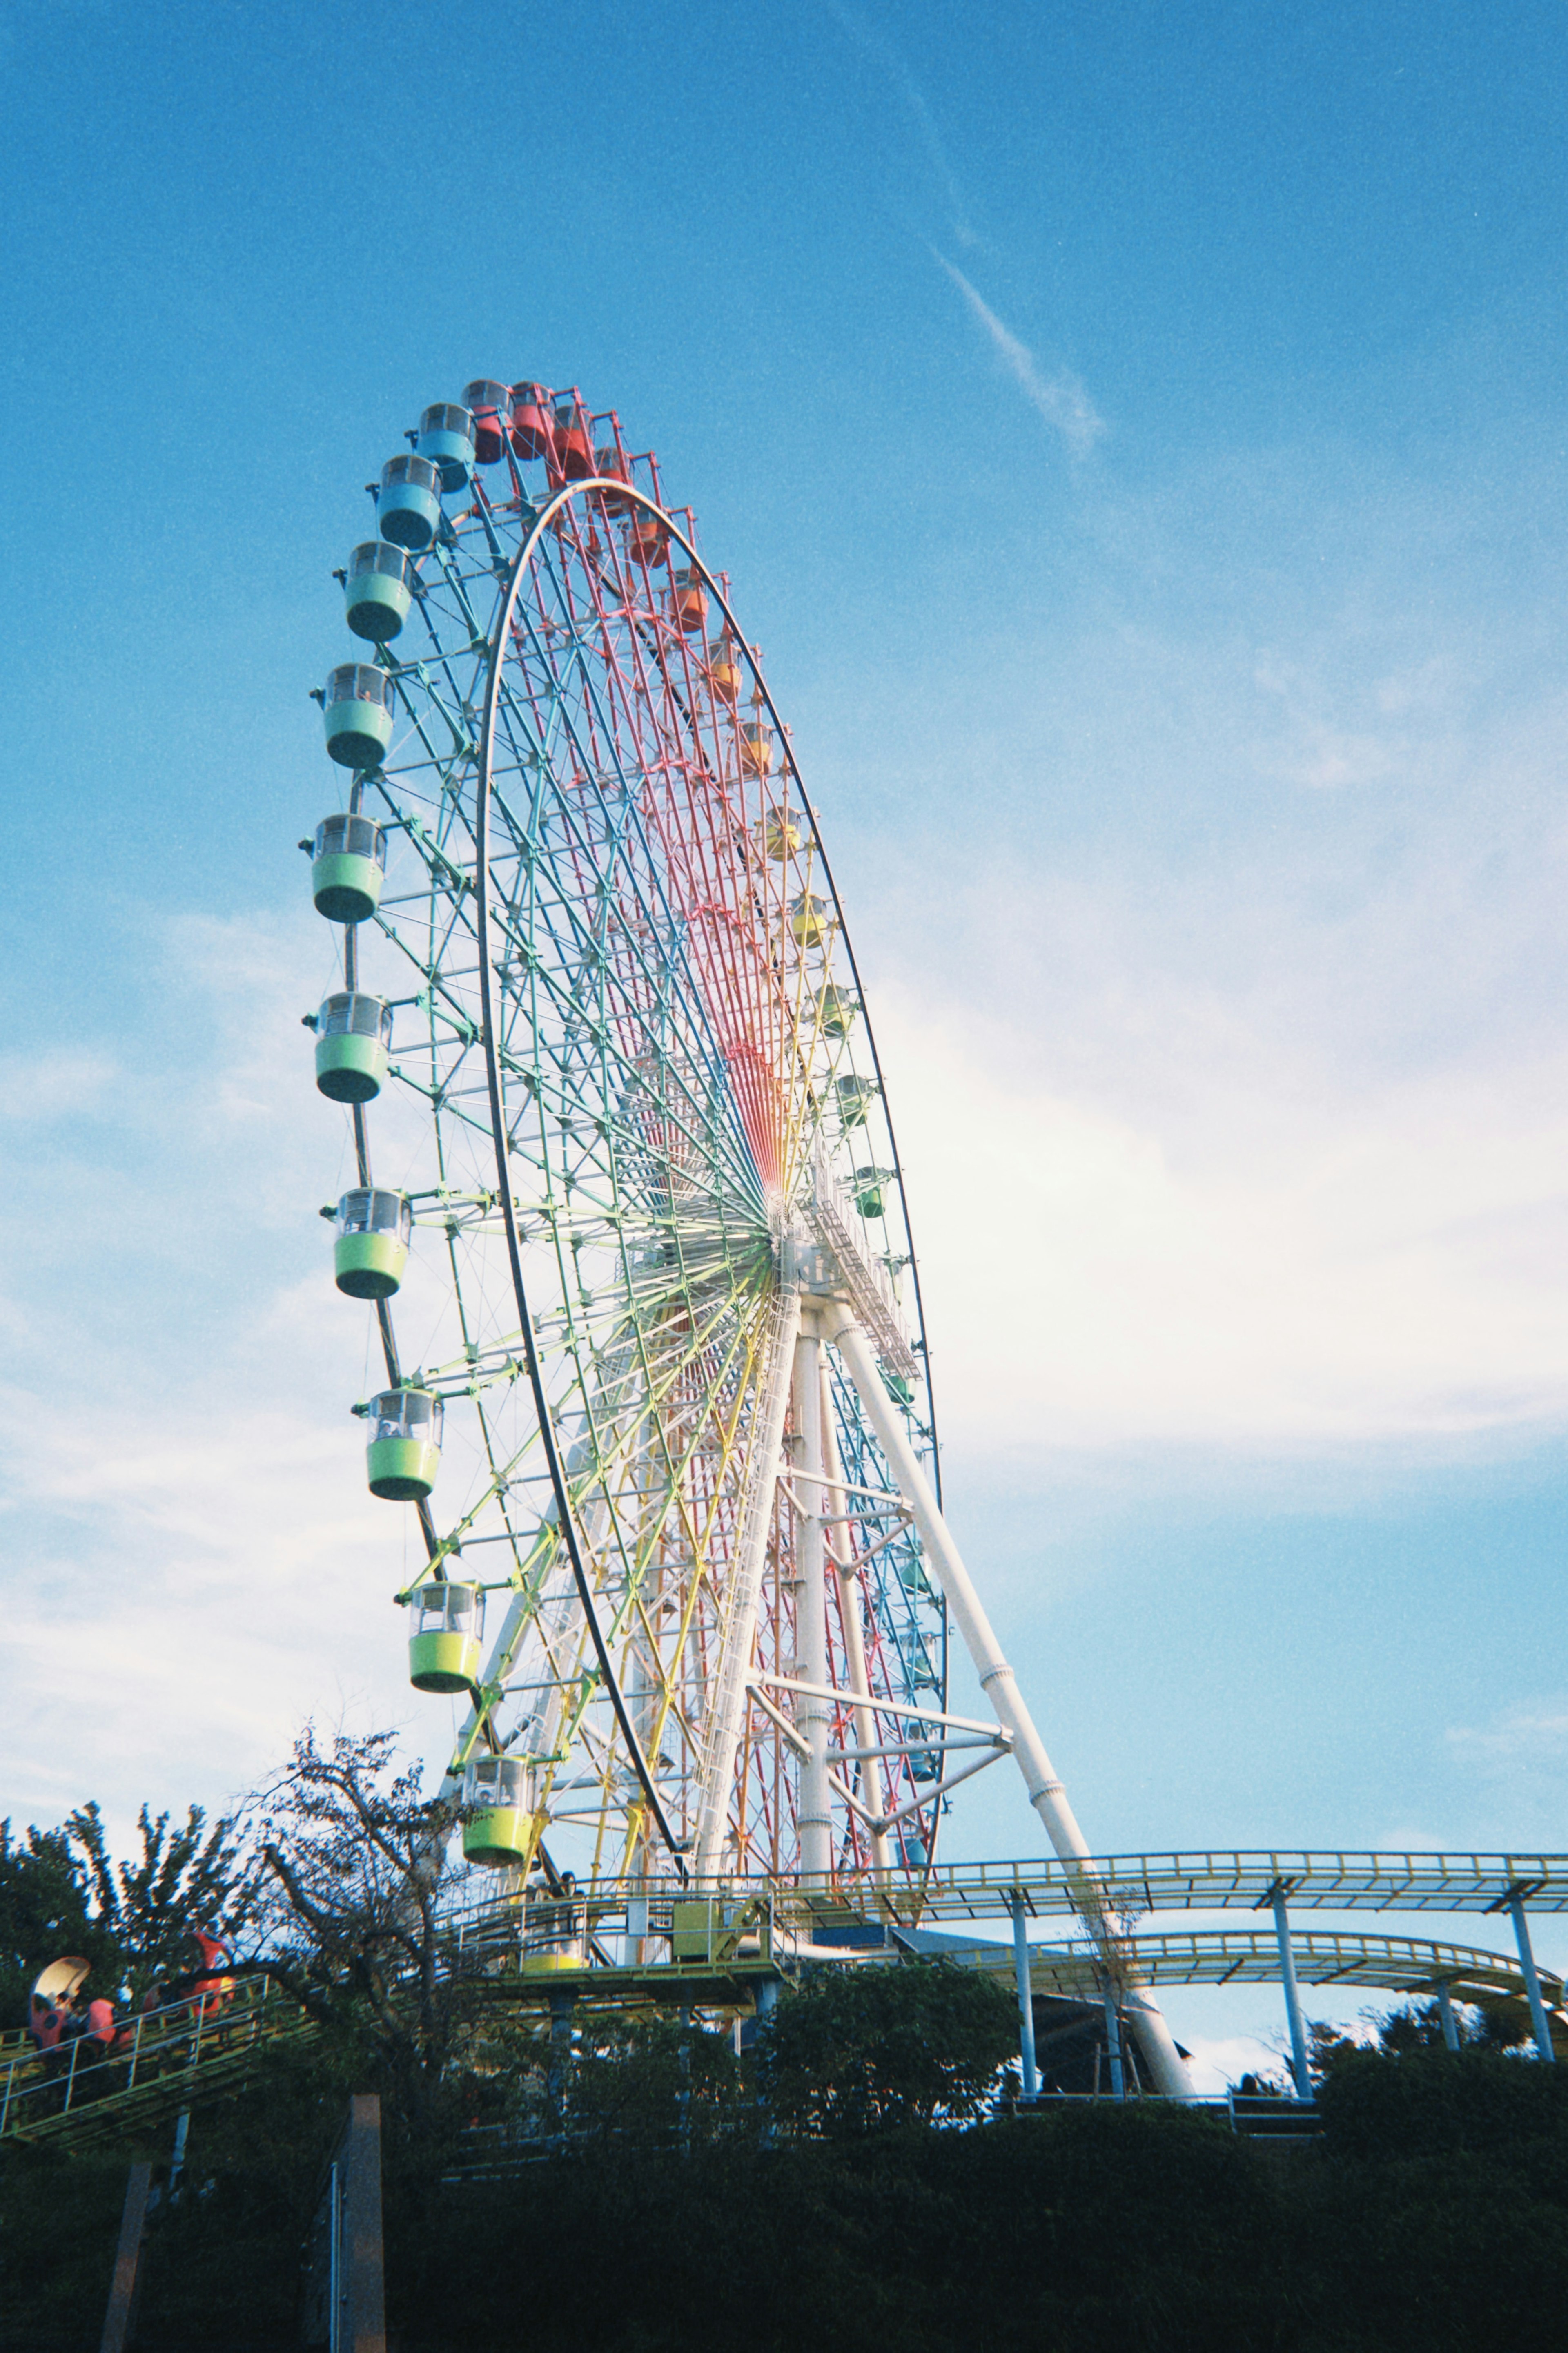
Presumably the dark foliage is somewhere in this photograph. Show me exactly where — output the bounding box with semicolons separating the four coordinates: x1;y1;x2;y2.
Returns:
4;2037;1568;2352
0;1801;250;2029
236;1723;498;2146
0;1821;111;2029
755;1956;1018;2134
1317;2045;1568;2161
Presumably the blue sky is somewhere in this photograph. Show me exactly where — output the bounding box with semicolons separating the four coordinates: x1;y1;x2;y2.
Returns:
3;0;1566;2078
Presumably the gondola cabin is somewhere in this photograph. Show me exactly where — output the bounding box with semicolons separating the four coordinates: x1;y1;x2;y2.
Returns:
790;893;833;950
343;542;414;643
462;1756;538;1868
407;1582;484;1693
376;454;443;552
761;809;801;860
836;1074;878;1128
323;664;395;769
310;813;387;923
592;446;634;511
332;1186;412;1298
463;381;511;466
708;636;742;700
626;510;668;565
853;1166;895;1219
741;724;774;776
671;567;707;633
551;397;593;480
819;983;858;1037
314;992;393;1102
417;404;477;491
510;384;553;460
365;1385;443;1501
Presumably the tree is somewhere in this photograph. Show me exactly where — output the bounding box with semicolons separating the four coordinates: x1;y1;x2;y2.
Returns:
1301;1995;1535;2087
564;2011;748;2147
0;1820;107;2029
65;1800;252;1998
754;1958;1018;2137
1;1802;252;2028
238;1722;487;2139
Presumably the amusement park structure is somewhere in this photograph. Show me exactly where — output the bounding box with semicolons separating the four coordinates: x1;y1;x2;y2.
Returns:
3;375;1563;2161
286;375;1568;2104
290;372;1204;2100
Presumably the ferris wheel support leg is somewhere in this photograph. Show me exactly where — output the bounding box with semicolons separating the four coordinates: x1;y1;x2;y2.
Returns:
818;1354;894;1885
793;1332;836;1882
825;1308;1197;2102
693;1289;803;1880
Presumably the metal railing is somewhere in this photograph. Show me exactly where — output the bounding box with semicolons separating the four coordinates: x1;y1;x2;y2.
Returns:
0;1976;307;2147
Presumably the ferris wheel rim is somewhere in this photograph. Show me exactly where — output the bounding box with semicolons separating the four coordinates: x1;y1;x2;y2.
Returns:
316;405;950;1891
460;474;944;1874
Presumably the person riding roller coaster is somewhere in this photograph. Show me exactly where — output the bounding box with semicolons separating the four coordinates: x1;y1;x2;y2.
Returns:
185;1927;236;2021
138;1926;237;2023
27;1925;235;2057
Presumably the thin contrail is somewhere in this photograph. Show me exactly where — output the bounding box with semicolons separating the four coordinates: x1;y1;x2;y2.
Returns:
933;252;1107;458
826;0;978;246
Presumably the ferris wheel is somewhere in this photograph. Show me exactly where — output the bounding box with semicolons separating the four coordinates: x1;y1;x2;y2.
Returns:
301;377;1192;2096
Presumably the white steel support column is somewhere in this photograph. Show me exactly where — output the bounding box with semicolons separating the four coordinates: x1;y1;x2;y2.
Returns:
792;1330;835;1880
1509;1896;1557;2062
818;1356;894;1882
1271;1892;1313;2101
825;1306;1196;2101
693;1289;802;1878
1435;1981;1461;2052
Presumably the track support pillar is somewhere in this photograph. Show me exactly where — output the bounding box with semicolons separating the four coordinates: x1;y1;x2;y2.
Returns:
1270;1891;1313;2101
1010;1892;1039;2101
1509;1896;1557;2061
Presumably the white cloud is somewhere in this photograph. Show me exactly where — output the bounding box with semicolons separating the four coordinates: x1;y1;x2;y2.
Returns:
1448;1704;1568;1766
0;1050;118;1120
1;1369;453;1842
933;253;1107;457
869;876;1568;1456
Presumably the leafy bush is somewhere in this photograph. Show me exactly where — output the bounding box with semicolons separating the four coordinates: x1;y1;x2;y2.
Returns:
755;1957;1018;2135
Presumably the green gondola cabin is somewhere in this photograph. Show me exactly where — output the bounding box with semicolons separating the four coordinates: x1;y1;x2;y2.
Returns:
462;1756;538;1867
313;992;392;1103
407;1581;484;1692
322;663;395;768
332;1186;411;1298
365;1385;442;1501
311;813;387;923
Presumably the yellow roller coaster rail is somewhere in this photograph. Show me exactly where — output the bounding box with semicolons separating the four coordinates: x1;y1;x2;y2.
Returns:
0;1978;314;2152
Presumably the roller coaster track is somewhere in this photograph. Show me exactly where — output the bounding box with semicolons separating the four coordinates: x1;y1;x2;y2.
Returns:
8;1851;1564;2152
0;1980;316;2152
